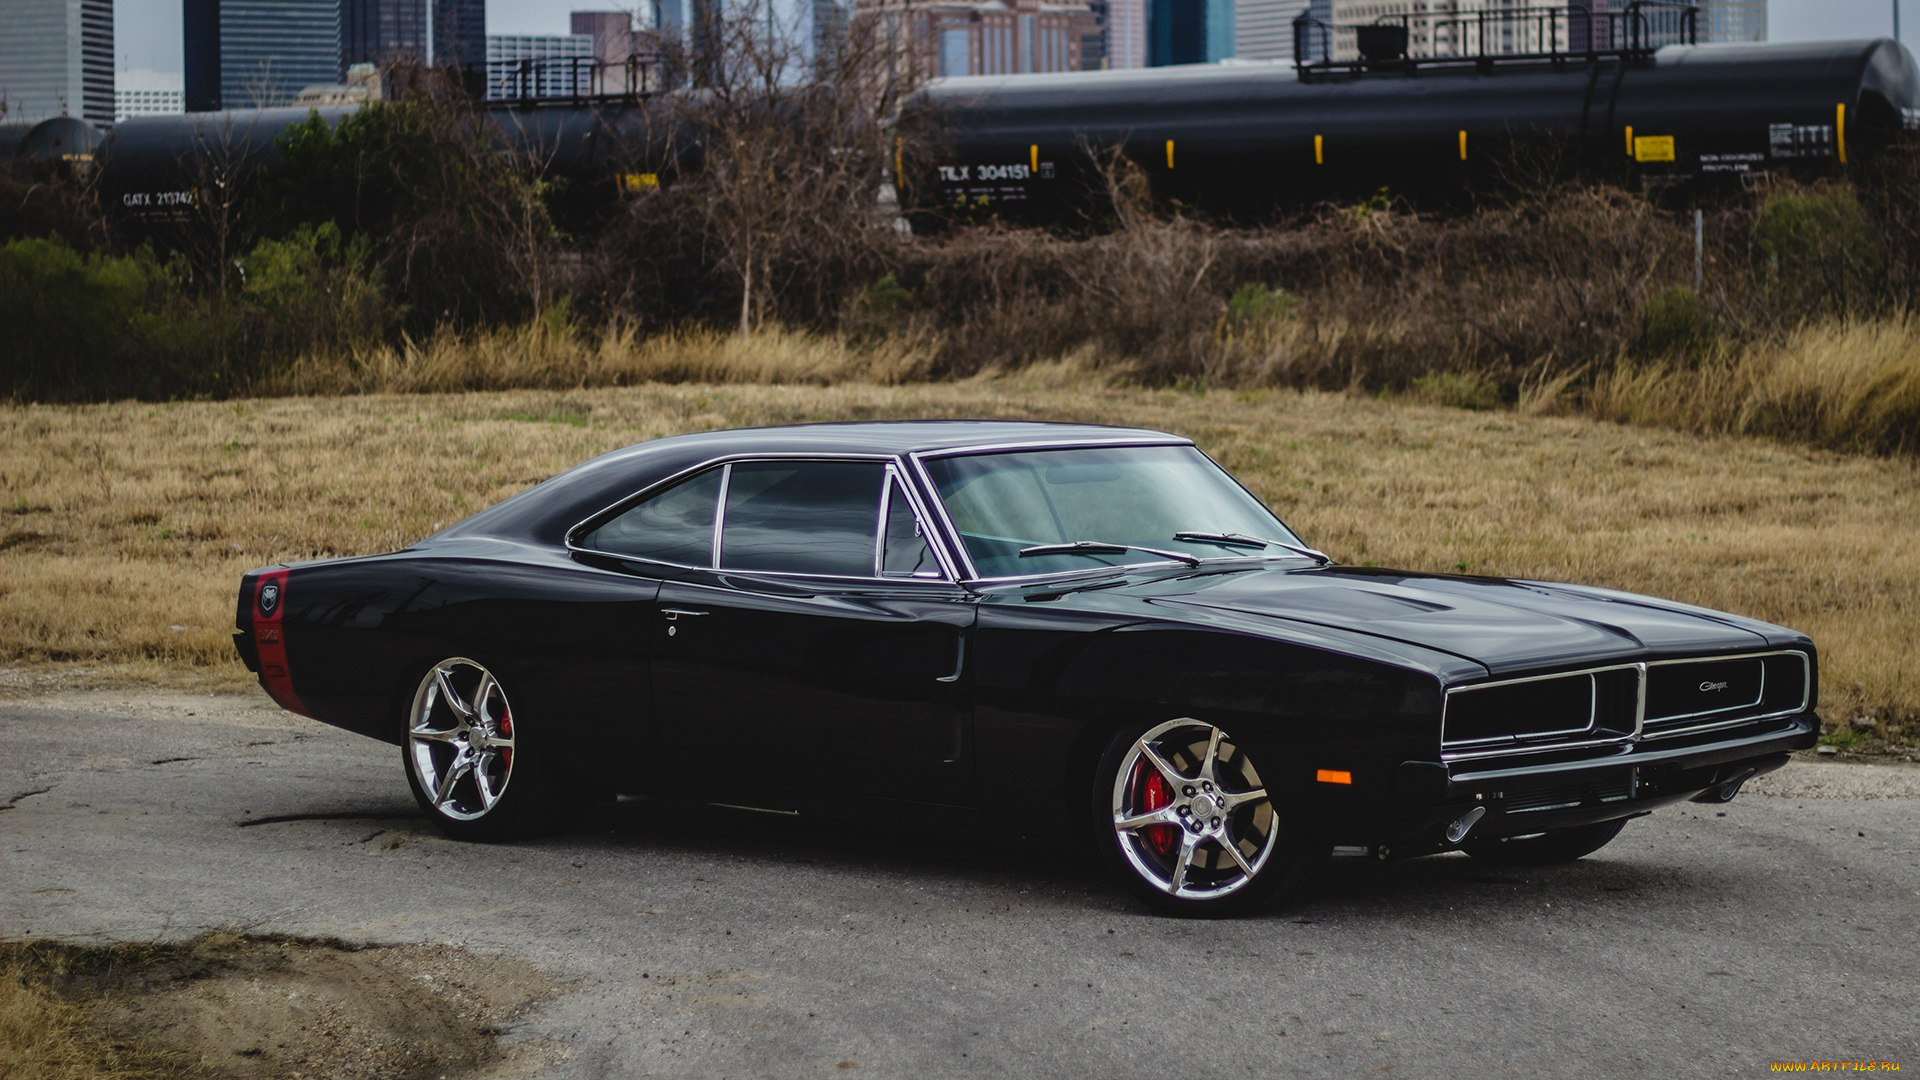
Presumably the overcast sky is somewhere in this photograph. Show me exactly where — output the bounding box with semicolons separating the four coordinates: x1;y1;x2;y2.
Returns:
113;0;1916;73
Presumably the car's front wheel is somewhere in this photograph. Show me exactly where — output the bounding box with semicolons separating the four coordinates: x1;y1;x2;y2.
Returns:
402;657;557;840
1093;718;1321;917
1461;818;1628;865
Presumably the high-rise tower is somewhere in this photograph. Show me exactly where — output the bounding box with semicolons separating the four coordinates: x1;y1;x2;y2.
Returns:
0;0;114;127
183;0;343;110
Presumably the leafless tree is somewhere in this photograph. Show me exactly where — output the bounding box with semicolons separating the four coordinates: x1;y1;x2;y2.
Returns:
623;0;924;335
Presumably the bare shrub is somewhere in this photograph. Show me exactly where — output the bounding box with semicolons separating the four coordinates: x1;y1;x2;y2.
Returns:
590;0;919;336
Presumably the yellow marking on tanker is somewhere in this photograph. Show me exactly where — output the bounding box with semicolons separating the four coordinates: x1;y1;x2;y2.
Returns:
1458;130;1468;161
1166;139;1175;168
1031;144;1040;172
1633;135;1675;163
1625;124;1634;155
1314;134;1324;165
1836;103;1848;163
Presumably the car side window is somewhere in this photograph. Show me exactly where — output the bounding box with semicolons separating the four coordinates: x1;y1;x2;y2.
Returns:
577;467;722;565
720;460;886;576
882;478;939;578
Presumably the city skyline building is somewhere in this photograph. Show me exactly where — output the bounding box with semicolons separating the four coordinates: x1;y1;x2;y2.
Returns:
1233;0;1312;61
436;0;488;64
0;0;115;126
182;0;343;110
862;0;1103;78
115;67;184;120
1149;0;1233;64
1696;0;1766;41
570;10;667;91
485;31;593;97
1105;0;1146;66
343;0;486;70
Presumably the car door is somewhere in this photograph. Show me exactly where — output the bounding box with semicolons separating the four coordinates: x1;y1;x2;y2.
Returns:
648;458;978;807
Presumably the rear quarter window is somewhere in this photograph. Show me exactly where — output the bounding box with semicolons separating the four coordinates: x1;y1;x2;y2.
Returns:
577;468;723;565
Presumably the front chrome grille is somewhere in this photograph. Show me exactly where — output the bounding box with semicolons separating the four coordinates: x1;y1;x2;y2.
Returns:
1441;663;1640;758
1643;652;1811;737
1645;657;1765;729
1442;650;1811;761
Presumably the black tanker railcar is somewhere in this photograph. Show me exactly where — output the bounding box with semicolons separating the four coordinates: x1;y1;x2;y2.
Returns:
94;35;1920;231
916;37;1920;218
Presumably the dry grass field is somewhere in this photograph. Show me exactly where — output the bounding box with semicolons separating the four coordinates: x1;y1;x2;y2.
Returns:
2;379;1913;752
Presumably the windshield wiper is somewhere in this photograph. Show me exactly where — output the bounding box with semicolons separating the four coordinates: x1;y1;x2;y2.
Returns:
1173;531;1333;566
1018;540;1201;568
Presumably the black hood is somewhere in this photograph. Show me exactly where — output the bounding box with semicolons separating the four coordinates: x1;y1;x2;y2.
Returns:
1126;565;1791;677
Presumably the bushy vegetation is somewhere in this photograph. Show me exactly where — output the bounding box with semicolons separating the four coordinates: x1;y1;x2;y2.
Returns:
1;74;1917;457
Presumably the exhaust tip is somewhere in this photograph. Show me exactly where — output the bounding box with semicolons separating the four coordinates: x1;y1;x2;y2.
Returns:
1445;805;1488;844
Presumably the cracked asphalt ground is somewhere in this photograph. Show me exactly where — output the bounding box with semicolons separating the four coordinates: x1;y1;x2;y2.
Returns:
3;690;1916;1078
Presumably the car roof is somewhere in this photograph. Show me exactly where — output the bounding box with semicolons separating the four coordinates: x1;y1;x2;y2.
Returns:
622;419;1186;456
429;420;1189;547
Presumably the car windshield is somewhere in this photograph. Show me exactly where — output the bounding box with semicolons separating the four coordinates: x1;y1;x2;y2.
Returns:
922;444;1306;578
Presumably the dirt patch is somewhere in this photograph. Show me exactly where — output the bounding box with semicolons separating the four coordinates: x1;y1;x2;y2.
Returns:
1;933;556;1080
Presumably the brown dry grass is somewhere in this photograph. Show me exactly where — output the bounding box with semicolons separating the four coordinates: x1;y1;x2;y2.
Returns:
257;322;935;396
0;962;111;1080
1585;316;1920;456
0;946;198;1080
225;304;1920;460
2;380;1914;749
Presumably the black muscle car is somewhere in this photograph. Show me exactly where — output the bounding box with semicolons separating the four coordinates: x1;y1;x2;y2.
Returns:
235;421;1819;915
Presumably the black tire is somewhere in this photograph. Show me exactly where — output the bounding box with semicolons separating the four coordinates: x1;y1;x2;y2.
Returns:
1091;717;1322;917
1461;818;1628;866
401;657;564;841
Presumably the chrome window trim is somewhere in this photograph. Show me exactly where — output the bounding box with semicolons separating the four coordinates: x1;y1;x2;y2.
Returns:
908;450;980;580
1441;650;1813;761
564;451;963;587
878;466;953;580
909;435;1193;462
908;436;1325;586
887;462;964;581
873;471;893;578
709;462;733;570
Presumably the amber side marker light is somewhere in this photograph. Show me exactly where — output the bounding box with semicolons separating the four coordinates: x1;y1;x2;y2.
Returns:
1316;769;1353;785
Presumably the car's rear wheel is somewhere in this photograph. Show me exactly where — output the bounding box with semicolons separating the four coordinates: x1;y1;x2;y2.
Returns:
1461;818;1628;866
1093;718;1320;917
403;657;555;840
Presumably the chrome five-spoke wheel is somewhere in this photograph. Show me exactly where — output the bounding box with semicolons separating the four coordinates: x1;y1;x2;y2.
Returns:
1096;718;1319;915
404;657;537;837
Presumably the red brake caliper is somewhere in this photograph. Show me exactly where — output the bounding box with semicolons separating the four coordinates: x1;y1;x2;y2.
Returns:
497;708;513;770
1139;762;1176;857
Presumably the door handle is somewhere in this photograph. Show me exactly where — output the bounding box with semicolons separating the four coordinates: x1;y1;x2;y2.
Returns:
661;609;710;621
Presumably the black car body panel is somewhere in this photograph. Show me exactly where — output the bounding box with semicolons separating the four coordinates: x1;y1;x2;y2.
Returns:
235;421;1819;860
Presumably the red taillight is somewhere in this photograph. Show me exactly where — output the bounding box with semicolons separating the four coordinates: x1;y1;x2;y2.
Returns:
251;568;309;717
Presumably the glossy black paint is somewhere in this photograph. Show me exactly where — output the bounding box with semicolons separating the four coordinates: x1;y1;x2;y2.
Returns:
236;420;1819;854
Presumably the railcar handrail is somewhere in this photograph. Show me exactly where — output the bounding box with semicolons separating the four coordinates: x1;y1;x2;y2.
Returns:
1292;2;1699;80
